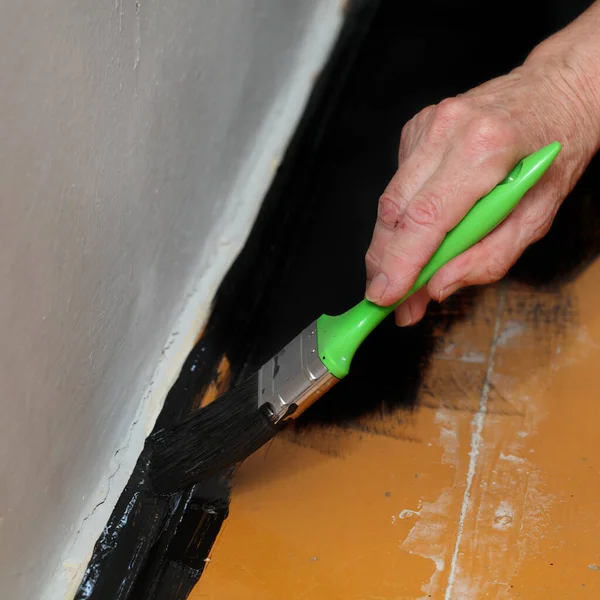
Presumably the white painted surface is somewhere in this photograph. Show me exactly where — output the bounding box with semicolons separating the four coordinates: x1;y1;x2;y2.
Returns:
0;1;342;598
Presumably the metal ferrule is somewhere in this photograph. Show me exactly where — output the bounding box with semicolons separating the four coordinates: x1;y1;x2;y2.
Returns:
257;321;339;424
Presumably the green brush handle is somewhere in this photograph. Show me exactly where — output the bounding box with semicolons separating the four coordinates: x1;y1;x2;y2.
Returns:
317;141;562;379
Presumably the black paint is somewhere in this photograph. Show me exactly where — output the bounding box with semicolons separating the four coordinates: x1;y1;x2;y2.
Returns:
76;0;600;597
148;376;279;494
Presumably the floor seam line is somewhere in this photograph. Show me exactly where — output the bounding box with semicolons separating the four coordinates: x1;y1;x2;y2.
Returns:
444;286;507;600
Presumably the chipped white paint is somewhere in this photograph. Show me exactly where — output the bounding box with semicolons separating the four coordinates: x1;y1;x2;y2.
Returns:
499;452;527;464
444;289;507;600
401;284;581;596
515;470;555;559
495;320;527;348
577;326;600;350
550;325;598;372
400;491;451;599
443;297;560;599
399;501;422;520
396;409;462;597
0;2;343;599
492;501;514;531
434;351;486;363
435;410;459;466
435;342;486;364
396;393;470;596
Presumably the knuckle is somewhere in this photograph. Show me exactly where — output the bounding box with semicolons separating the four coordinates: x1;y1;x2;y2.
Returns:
525;211;554;243
398;137;410;163
399;124;413;160
415;105;435;127
399;115;423;159
377;193;403;228
425;98;472;146
466;115;516;154
435;97;471;123
365;248;381;271
381;238;432;290
400;119;413;139
484;254;509;283
404;193;443;230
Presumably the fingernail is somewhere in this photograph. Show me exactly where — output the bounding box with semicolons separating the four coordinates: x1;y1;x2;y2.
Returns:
366;272;389;303
438;282;461;302
395;303;413;327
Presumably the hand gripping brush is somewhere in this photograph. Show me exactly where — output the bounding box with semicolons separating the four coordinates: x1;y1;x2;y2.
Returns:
148;142;561;494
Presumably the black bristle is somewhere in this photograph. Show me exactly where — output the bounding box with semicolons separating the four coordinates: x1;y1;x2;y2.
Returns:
147;376;279;494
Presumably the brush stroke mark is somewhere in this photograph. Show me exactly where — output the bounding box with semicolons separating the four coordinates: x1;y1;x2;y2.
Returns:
444;286;507;600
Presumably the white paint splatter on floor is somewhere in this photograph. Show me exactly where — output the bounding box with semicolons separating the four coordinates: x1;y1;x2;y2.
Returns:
444;289;507;600
400;490;452;599
492;500;514;531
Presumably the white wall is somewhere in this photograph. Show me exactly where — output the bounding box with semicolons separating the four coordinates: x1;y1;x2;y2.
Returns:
0;1;342;598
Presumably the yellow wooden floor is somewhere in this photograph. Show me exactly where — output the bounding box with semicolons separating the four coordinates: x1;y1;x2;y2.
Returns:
191;258;600;599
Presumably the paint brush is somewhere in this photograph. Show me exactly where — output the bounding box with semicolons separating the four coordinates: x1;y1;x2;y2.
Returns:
148;142;561;494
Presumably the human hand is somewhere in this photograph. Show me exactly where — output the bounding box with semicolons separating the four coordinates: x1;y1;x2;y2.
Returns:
365;44;600;326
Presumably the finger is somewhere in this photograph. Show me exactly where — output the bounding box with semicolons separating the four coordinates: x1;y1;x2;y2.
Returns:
426;187;559;300
394;288;430;327
366;105;452;283
367;120;520;306
365;134;446;282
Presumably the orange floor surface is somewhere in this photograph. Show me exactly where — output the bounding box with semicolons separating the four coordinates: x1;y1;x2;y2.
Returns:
192;259;600;599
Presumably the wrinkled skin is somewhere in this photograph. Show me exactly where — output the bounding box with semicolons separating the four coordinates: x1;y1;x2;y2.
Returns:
365;12;600;326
